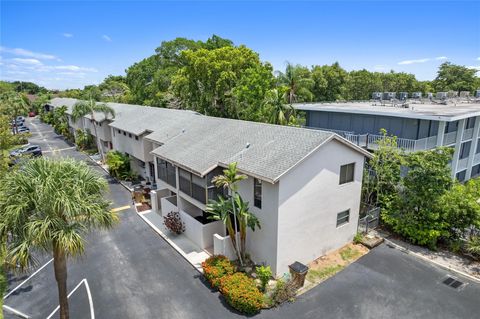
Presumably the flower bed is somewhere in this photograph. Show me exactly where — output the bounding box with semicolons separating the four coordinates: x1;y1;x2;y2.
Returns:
202;255;235;289
219;272;263;315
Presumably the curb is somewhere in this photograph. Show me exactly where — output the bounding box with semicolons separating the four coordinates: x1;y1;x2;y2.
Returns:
384;238;480;283
85;155;134;192
134;207;203;274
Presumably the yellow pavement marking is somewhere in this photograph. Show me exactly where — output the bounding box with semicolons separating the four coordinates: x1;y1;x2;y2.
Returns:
110;205;131;213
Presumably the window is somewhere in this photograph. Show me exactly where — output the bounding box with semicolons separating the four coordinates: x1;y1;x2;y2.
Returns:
336;210;350;227
339;163;355;184
460;141;471;160
456;170;467;182
117;129;120;134
254;178;262;209
128;133;132;138
157;158;176;187
472;164;480;178
123;131;126;136
466;117;476;129
476;139;480;154
135;136;139;141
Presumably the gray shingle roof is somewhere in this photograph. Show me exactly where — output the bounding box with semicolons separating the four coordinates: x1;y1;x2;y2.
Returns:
50;98;366;183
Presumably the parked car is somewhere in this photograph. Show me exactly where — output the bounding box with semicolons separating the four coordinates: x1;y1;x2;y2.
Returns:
10;145;42;158
16;116;25;122
17;127;30;133
28;111;36;117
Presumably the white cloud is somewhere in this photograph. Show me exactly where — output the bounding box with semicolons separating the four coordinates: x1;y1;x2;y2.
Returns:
62;33;73;38
467;65;480;71
398;58;430;65
12;58;43;65
102;35;112;42
51;65;97;72
435;56;448;60
477;57;480;61
0;46;58;60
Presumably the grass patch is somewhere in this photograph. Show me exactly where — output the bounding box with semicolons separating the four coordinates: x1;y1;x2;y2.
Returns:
306;264;344;282
339;247;362;261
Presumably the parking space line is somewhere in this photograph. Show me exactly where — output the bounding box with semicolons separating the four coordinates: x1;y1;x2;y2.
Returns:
3;258;54;299
110;205;131;213
46;278;95;319
2;304;31;318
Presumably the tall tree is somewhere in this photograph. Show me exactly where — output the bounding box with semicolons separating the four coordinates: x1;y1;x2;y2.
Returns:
0;158;118;319
0;91;30;134
433;62;478;93
276;62;314;103
311;62;348;101
172;45;273;118
71;99;115;163
263;88;296;125
211;162;247;265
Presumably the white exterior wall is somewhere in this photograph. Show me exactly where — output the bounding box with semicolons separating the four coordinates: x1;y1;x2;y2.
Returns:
111;128;145;161
236;176;279;274
276;139;365;275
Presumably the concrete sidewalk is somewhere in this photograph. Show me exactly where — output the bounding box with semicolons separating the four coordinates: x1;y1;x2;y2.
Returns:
137;210;211;273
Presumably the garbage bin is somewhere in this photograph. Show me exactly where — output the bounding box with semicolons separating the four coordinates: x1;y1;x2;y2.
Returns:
288;261;309;289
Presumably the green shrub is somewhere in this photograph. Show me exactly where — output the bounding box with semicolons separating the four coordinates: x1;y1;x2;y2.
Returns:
467;236;480;258
255;265;272;292
105;150;131;179
271;278;297;305
219;272;263;315
202;255;235;289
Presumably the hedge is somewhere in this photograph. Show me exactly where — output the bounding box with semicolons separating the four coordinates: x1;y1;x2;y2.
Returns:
219;273;263;315
202;255;235;289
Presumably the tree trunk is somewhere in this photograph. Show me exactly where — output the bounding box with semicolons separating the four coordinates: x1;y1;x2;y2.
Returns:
54;246;69;319
230;195;243;266
91;112;105;163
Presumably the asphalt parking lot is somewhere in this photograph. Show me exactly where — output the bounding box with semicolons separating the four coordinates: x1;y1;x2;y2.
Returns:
3;117;480;319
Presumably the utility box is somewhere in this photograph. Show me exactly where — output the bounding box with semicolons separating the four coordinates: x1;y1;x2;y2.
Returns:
288;261;309;288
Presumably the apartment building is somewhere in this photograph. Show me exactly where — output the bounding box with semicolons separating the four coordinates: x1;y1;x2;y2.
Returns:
295;97;480;182
50;97;370;275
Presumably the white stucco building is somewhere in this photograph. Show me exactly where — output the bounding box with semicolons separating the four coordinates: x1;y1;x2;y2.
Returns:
51;97;370;276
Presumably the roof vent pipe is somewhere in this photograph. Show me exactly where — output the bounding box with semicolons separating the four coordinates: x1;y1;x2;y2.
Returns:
245;142;250;149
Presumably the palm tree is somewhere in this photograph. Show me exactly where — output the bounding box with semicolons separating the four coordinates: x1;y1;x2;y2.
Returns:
71;98;115;163
211;162;246;265
263;88;296;125
276;62;314;104
0;91;30;134
0;158;118;319
206;196;239;258
234;195;260;261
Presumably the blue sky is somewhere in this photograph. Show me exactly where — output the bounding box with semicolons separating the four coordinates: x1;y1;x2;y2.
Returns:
1;1;479;89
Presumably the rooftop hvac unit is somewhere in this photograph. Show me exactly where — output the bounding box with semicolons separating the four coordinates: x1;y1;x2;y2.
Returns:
412;92;422;99
476;89;480;98
436;92;448;100
399;92;408;100
459;91;471;98
372;92;382;100
383;92;396;100
447;91;458;98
